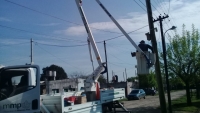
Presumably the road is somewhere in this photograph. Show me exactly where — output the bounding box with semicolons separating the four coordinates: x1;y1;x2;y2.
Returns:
122;90;186;113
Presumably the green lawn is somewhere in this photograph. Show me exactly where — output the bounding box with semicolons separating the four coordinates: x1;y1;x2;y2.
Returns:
118;98;128;102
171;93;200;112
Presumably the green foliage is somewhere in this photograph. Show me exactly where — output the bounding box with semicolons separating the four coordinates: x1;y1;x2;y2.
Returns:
40;64;68;81
166;24;200;83
98;75;107;84
163;24;200;105
138;71;157;88
127;76;138;82
169;72;185;90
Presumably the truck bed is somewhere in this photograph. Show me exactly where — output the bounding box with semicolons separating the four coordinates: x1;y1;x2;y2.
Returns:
40;88;125;113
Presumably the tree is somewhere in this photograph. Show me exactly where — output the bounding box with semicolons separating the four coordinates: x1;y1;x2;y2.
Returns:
164;24;200;105
40;64;68;81
98;75;107;84
169;72;185;90
138;71;157;89
127;76;138;82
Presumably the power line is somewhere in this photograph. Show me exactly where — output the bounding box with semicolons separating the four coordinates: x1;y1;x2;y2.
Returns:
155;0;167;13
0;42;29;47
149;0;176;31
34;24;148;48
168;0;171;15
151;2;162;15
4;0;122;34
0;23;148;45
106;47;133;66
133;0;146;12
139;0;146;9
98;25;149;42
135;0;176;40
34;41;88;47
108;61;133;66
0;24;85;42
154;0;178;34
153;0;166;14
107;44;132;54
34;24;148;47
35;44;84;71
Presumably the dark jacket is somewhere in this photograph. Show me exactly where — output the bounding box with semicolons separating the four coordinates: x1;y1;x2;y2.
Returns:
138;43;154;53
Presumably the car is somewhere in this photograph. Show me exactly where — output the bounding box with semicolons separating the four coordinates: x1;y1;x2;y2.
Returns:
127;89;146;100
143;89;156;96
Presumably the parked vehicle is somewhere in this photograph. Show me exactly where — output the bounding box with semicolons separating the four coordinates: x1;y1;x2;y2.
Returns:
127;89;146;100
144;89;156;96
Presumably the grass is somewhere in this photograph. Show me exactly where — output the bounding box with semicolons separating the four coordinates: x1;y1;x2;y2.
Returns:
118;98;128;102
171;93;200;112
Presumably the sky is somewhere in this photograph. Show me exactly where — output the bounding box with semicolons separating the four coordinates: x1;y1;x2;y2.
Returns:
0;0;200;82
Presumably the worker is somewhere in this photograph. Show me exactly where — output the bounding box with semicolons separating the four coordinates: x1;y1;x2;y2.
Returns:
138;40;154;53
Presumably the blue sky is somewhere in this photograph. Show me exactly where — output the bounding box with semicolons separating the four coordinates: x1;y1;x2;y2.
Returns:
0;0;200;82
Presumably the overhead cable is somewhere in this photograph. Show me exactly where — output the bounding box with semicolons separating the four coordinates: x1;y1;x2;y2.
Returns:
4;0;121;34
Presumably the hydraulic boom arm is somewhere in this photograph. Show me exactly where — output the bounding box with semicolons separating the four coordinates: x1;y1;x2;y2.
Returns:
75;0;106;91
95;0;152;67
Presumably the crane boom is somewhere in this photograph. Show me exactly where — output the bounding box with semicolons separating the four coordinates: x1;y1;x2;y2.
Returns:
75;0;107;91
75;0;102;66
95;0;152;67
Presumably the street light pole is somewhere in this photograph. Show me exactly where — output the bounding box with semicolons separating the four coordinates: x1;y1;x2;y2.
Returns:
161;25;177;113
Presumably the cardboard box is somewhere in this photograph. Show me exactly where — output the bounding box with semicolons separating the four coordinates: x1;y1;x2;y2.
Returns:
75;96;87;104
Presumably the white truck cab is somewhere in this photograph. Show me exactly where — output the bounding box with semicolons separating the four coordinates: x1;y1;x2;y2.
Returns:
0;65;40;113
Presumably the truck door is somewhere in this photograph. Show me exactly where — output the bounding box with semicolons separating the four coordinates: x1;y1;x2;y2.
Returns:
0;65;40;113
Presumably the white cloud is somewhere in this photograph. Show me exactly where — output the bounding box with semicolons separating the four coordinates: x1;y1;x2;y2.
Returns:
0;17;12;22
55;12;148;36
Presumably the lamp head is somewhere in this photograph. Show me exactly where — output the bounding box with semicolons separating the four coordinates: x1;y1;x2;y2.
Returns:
170;26;176;30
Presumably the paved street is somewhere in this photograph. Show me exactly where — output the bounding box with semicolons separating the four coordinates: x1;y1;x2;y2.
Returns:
122;90;186;113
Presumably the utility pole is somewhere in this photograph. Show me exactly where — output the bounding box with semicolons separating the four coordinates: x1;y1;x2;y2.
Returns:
123;72;125;81
146;0;167;113
104;41;109;86
154;15;172;113
31;38;33;65
125;68;127;82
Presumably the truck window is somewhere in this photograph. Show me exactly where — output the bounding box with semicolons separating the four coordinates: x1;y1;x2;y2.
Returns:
0;68;37;101
11;76;22;86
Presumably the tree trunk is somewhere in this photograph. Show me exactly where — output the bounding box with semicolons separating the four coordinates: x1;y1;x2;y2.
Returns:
196;82;200;99
186;82;191;105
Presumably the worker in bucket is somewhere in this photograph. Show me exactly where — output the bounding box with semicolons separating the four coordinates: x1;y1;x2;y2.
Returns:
131;40;154;57
138;40;154;53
